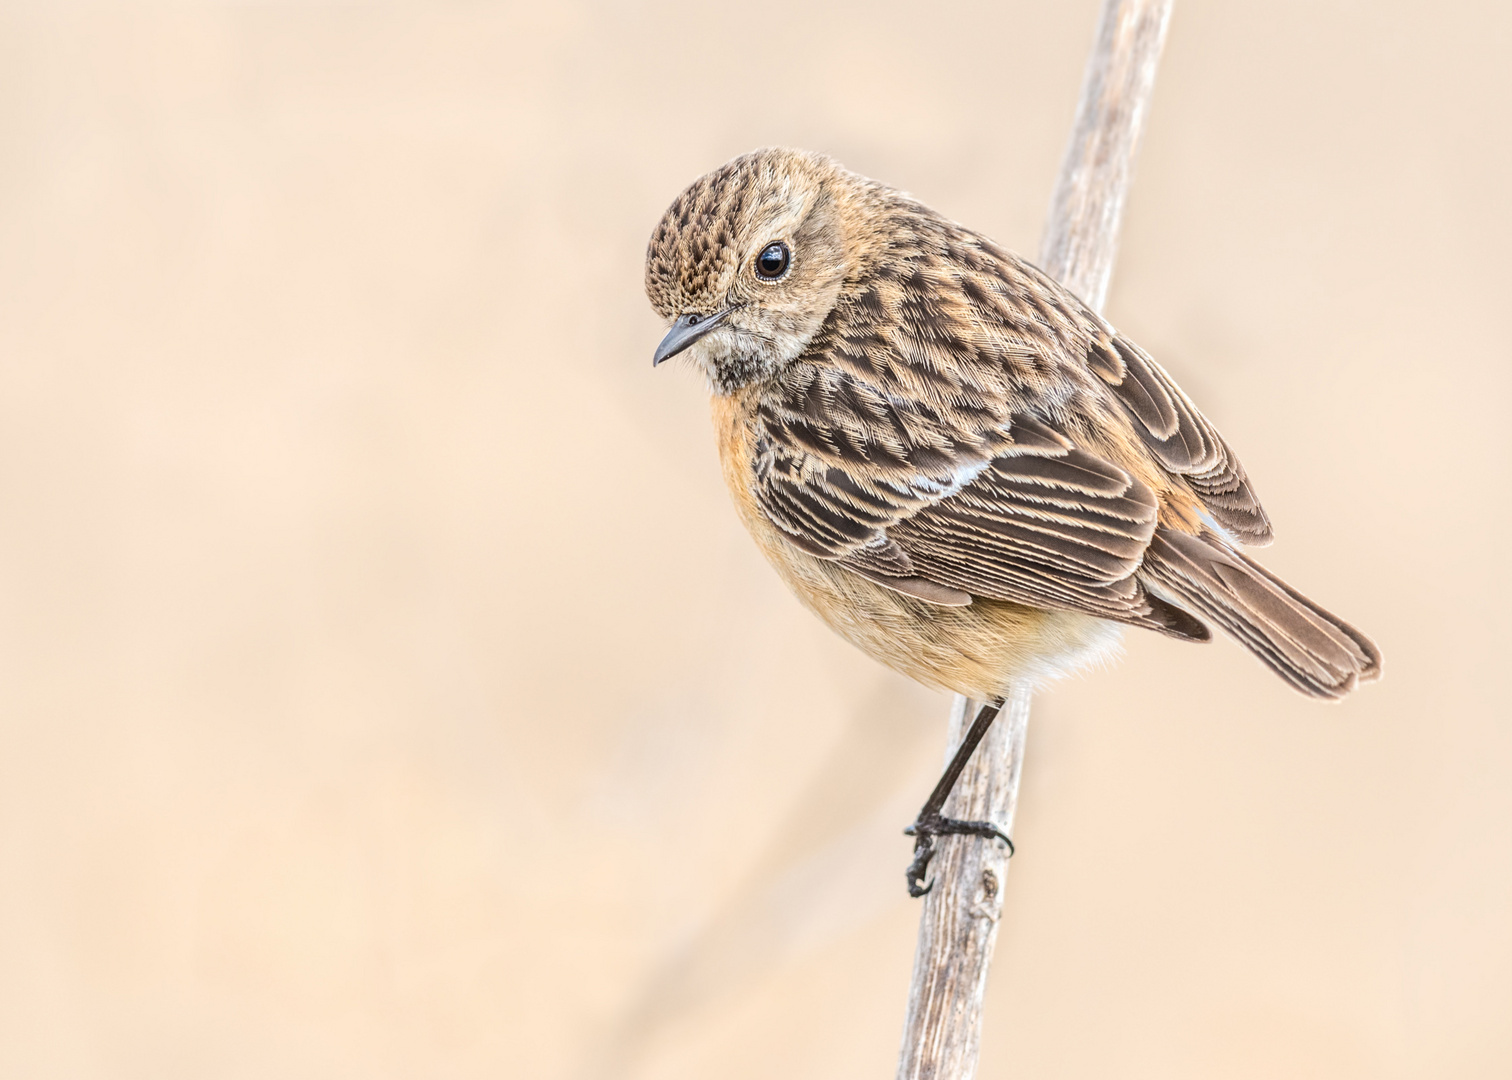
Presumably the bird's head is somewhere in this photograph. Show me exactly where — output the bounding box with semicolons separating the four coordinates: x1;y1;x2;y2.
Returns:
644;148;871;394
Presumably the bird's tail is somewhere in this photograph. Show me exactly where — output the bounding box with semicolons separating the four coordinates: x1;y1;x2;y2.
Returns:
1142;527;1382;699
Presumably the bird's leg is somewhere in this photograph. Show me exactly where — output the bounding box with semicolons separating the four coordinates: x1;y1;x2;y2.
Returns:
904;698;1014;897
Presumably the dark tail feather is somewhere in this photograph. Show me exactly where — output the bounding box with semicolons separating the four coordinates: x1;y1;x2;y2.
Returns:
1142;528;1382;700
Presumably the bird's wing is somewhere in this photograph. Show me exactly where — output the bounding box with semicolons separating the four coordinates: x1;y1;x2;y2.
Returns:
1084;330;1273;544
752;368;1208;638
988;257;1272;545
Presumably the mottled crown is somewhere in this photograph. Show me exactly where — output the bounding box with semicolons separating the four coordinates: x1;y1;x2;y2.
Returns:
644;148;850;319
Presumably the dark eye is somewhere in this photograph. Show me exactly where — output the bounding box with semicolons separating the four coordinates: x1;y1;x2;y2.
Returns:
754;242;790;280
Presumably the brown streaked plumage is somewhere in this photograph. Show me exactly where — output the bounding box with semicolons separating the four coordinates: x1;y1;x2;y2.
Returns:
645;148;1381;704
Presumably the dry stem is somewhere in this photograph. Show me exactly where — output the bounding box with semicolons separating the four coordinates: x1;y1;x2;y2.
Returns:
895;2;1173;1077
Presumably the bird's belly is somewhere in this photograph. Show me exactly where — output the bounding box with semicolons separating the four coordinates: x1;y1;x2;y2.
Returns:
749;516;1123;700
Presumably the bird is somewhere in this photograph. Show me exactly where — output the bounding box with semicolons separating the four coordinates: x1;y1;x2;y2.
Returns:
644;148;1380;895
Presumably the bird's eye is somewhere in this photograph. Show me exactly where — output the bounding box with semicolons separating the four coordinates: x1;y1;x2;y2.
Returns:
754;242;790;280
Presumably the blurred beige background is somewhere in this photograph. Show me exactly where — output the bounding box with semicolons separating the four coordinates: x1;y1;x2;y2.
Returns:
0;1;1507;1077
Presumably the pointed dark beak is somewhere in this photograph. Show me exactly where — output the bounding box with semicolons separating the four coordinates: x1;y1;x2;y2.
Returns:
652;309;732;367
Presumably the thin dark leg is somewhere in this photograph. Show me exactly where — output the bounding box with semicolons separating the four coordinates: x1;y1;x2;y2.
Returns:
904;699;1014;897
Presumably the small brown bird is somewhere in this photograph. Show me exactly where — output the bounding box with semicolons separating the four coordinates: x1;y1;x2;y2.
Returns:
645;148;1380;894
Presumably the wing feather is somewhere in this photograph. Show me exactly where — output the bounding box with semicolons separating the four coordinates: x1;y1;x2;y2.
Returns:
1091;336;1274;544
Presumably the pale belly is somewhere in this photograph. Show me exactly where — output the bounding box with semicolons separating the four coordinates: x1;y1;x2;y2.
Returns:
754;525;1124;700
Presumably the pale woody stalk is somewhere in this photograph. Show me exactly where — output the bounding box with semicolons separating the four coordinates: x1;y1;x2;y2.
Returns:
896;2;1174;1077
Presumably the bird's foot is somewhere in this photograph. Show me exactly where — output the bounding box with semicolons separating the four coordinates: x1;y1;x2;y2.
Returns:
903;813;1014;898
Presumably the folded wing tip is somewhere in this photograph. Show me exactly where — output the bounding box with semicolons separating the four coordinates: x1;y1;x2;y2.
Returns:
838;561;975;607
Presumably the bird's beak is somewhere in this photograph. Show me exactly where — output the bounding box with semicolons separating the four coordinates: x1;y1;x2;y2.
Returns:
653;308;732;367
